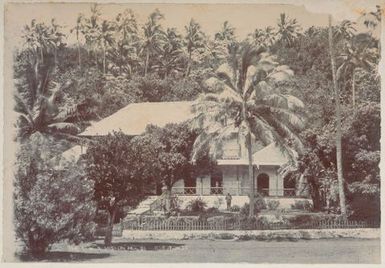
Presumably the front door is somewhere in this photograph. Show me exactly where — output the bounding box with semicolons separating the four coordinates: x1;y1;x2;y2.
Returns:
210;168;223;195
257;173;269;196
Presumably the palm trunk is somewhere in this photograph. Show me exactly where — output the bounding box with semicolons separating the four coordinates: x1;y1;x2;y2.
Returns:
54;47;57;68
328;15;347;219
40;47;44;63
242;101;255;217
352;69;356;109
77;41;81;68
144;49;150;76
185;51;192;77
103;43;106;75
247;132;255;217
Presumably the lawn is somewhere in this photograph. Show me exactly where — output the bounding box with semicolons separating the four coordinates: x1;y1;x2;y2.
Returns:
16;238;380;263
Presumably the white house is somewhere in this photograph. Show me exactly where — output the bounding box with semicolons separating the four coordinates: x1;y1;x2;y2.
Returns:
64;101;309;201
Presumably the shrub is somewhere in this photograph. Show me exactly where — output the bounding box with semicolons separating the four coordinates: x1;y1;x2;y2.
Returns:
240;196;267;217
267;200;280;210
291;200;313;211
230;205;241;212
14;133;97;256
206;207;220;214
255;196;267;211
186;198;207;212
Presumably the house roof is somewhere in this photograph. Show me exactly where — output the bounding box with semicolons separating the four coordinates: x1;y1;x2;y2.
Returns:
80;101;195;136
217;143;289;166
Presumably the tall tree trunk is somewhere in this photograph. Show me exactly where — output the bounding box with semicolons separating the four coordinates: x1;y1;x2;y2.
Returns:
54;47;57;68
242;102;255;217
144;49;150;76
103;43;106;75
77;40;81;68
247;131;255;217
352;69;356;109
328;15;347;219
104;207;117;246
40;47;44;63
185;51;192;77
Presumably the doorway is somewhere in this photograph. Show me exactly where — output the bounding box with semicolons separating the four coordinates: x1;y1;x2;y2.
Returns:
257;173;269;196
210;168;223;194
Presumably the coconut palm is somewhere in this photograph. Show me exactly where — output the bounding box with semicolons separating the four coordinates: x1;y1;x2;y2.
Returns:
15;69;80;140
333;20;356;41
276;13;301;47
192;43;304;216
215;21;236;42
22;20;55;64
82;4;102;65
110;9;140;76
360;5;382;30
153;27;184;78
337;42;378;108
212;21;237;63
99;20;116;74
184;19;205;77
141;9;165;76
328;15;347;218
250;26;276;48
49;18;66;68
71;14;85;68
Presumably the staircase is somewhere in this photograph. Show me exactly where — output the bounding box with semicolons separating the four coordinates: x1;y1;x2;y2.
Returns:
125;196;162;217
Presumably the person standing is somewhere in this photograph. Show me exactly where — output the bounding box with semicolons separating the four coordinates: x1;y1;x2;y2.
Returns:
225;193;232;210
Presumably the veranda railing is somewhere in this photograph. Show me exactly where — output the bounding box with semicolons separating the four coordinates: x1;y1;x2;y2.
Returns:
171;187;299;197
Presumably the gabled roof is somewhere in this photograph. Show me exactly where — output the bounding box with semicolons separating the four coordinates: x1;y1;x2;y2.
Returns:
80;101;195;136
217;143;289;166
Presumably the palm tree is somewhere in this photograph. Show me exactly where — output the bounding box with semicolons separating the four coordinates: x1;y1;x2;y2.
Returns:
141;9;165;76
71;14;85;68
184;19;205;77
153;28;184;78
337;42;377;108
360;5;382;30
22;20;55;65
333;20;356;41
276;13;301;47
212;21;237;63
328;15;347;218
111;9;140;76
49;18;65;68
14;66;80;140
192;43;304;217
99;20;116;74
83;4;102;65
215;21;236;42
250;26;276;48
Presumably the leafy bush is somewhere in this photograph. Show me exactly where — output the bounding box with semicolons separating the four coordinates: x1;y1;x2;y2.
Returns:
240;196;267;217
206;207;220;214
267;200;280;210
14;133;97;256
230;205;241;212
285;213;335;227
291;200;313;211
186;198;207;212
255;196;267;211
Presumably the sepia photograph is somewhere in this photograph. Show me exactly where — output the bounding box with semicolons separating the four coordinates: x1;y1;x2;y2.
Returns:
1;0;383;264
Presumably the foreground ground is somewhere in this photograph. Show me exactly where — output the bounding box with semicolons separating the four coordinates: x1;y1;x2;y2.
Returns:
18;238;381;263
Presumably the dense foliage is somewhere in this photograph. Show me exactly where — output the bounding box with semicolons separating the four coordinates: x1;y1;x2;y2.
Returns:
14;133;96;256
84;131;159;245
